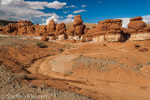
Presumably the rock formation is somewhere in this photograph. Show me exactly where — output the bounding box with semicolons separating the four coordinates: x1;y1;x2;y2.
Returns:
0;15;150;42
84;19;124;42
66;15;85;40
128;16;150;41
47;20;56;35
56;22;66;40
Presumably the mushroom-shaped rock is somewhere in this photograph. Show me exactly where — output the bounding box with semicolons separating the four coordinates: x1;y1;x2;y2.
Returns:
73;15;83;26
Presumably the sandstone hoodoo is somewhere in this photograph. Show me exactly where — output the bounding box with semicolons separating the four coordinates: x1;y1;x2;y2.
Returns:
0;15;150;42
56;22;66;40
47;20;56;35
66;15;85;40
128;16;150;41
84;19;124;42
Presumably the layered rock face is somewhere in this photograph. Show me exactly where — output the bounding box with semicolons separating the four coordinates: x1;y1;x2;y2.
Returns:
66;15;85;40
84;19;124;42
0;16;150;42
127;16;150;41
47;20;56;35
56;22;66;40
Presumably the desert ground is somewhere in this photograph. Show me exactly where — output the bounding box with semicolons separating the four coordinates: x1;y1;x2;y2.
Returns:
0;35;150;100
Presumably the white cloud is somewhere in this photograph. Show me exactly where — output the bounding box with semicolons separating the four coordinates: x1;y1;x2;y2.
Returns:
43;14;75;25
119;18;130;28
63;11;67;13
44;14;61;25
1;0;66;9
81;5;86;7
66;5;77;8
73;9;87;13
47;1;66;9
0;0;67;23
117;15;150;28
67;14;75;19
142;15;150;24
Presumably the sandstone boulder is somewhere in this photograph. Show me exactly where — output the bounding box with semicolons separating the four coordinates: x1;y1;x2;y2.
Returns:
41;36;49;41
128;21;147;30
75;25;84;35
73;15;83;26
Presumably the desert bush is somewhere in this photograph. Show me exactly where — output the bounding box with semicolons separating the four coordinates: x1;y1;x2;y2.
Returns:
57;47;64;52
36;42;48;48
139;48;148;52
134;44;140;48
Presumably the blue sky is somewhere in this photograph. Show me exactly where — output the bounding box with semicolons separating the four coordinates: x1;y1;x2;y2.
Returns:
0;0;150;27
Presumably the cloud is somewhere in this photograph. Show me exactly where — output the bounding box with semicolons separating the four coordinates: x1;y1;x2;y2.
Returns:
1;0;66;9
63;11;67;13
119;18;130;28
43;14;75;25
117;15;150;28
142;15;150;23
73;9;87;13
47;1;66;9
66;5;77;8
67;14;75;19
44;14;61;25
0;0;67;23
81;5;86;7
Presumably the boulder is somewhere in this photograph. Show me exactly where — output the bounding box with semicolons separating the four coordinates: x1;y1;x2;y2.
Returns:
73;15;83;26
41;36;49;41
128;21;147;30
75;25;84;35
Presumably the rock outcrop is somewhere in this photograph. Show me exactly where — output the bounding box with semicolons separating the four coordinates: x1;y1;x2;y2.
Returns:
0;16;150;42
56;22;66;40
85;19;124;42
128;16;150;41
66;15;85;40
47;20;56;35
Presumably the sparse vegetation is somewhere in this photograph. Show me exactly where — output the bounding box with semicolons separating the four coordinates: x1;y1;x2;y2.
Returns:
134;44;140;48
36;42;48;48
139;48;148;52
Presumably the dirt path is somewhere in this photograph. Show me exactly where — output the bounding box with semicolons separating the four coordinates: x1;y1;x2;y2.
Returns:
27;41;150;100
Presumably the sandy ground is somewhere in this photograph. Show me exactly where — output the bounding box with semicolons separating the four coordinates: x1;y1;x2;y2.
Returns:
27;40;150;100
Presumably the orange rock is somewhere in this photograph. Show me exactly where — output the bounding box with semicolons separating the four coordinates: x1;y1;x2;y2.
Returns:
109;24;120;30
47;20;56;33
73;15;83;26
130;16;143;21
41;36;49;41
128;21;147;30
75;25;84;35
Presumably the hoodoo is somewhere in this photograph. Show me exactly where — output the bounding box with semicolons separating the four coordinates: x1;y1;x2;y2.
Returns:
0;15;150;42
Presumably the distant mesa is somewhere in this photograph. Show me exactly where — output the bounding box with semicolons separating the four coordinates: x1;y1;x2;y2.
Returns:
0;15;150;42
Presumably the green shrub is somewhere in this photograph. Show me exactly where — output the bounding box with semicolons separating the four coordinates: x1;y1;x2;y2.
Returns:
36;42;48;48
